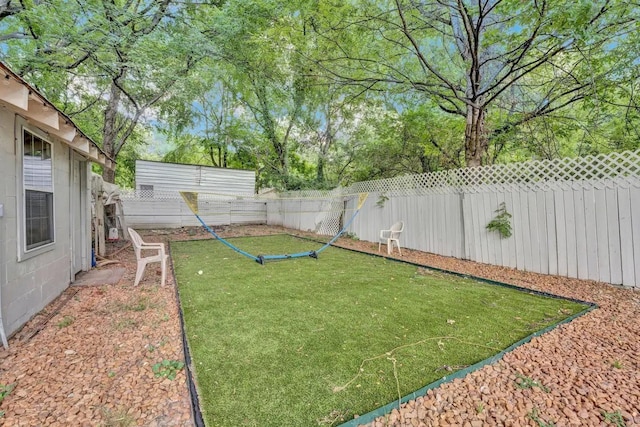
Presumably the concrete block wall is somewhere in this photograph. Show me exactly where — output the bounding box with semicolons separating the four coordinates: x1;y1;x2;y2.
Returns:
0;108;74;336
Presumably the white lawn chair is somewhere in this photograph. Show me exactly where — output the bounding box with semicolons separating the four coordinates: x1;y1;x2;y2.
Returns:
378;221;404;255
128;228;167;286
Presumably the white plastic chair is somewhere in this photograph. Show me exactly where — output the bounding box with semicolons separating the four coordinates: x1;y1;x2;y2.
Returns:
128;228;167;286
379;221;405;255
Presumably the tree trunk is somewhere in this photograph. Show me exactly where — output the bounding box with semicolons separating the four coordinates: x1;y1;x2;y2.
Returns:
254;83;289;182
464;104;488;167
101;80;122;234
316;110;332;185
208;146;218;167
102;80;122;183
419;153;430;173
316;154;325;183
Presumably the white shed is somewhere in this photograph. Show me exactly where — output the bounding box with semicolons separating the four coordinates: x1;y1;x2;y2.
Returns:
0;62;114;343
135;160;255;196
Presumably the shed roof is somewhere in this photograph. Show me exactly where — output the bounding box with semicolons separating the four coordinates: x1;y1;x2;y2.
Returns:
0;62;114;170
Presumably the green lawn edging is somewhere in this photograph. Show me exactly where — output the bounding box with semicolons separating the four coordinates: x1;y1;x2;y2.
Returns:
168;242;206;427
337;303;595;427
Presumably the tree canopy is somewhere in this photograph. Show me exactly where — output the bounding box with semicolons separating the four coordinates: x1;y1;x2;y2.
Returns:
0;0;638;188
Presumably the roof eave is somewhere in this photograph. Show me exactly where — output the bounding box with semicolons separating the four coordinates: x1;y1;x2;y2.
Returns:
0;63;115;170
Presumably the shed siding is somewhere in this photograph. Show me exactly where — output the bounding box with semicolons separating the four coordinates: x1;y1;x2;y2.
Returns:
135;160;255;195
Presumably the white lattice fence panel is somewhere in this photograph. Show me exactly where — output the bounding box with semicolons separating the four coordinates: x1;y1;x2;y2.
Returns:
454;151;640;193
333;149;640;197
243;150;640;202
344;173;458;196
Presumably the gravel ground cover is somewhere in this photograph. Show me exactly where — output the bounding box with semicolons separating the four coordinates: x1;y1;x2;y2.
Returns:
0;233;192;427
0;224;638;427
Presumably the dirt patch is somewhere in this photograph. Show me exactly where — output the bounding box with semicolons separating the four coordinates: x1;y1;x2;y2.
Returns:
72;268;126;287
0;225;638;426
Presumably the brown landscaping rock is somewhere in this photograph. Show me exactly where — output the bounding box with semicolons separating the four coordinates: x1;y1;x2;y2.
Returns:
0;232;192;426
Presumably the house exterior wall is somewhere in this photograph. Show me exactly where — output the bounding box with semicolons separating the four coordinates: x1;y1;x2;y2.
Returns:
0;107;88;336
135;160;256;195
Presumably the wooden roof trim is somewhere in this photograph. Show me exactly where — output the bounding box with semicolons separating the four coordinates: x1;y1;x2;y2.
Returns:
0;63;115;170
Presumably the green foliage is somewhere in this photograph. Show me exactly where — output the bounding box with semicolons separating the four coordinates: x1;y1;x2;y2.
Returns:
1;0;206;183
100;406;135;427
515;374;550;393
117;129;154;189
0;383;16;404
0;0;637;188
347;103;464;183
152;360;184;381
486;202;513;239
603;410;626;427
528;408;556;427
172;235;586;426
314;0;633;166
57;315;75;329
376;193;389;208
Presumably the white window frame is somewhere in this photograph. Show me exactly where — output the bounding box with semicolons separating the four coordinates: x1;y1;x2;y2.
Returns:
16;118;56;261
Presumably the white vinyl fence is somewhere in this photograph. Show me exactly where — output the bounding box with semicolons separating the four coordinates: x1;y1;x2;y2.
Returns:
122;190;267;228
121;150;640;288
279;150;640;288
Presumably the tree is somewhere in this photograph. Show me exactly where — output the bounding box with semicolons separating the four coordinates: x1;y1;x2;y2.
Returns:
0;0;22;24
313;0;635;166
94;0;200;183
207;0;313;189
1;0;207;183
160;72;258;170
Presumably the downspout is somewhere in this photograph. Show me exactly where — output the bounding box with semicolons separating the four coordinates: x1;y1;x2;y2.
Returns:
85;161;92;269
69;149;74;284
0;200;8;349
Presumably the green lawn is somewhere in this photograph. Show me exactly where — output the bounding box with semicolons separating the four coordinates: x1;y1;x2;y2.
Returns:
172;235;586;427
